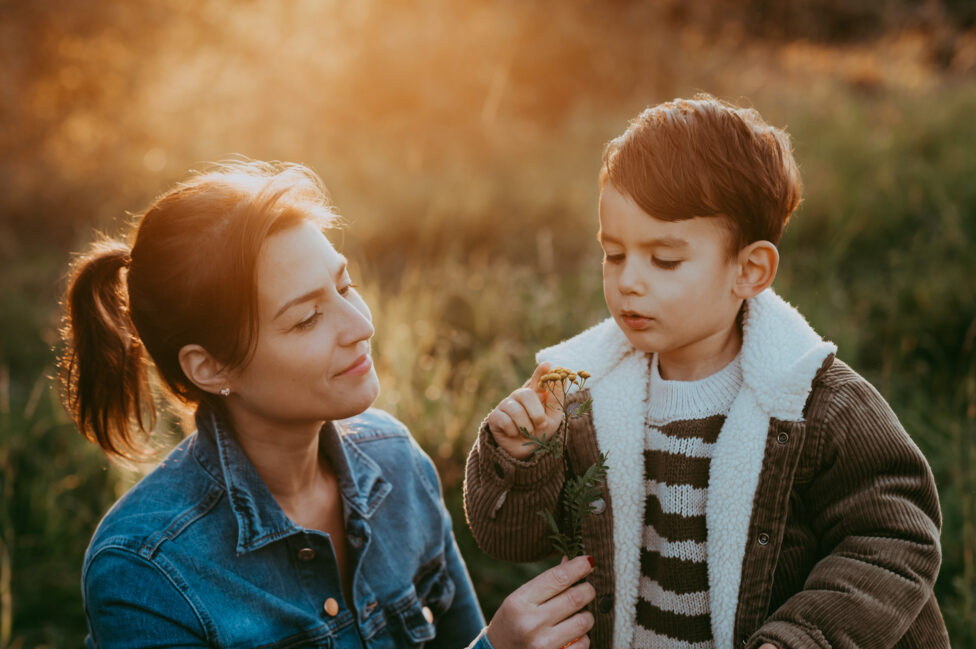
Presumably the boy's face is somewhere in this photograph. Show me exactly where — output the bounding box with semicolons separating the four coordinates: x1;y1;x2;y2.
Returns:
598;183;744;360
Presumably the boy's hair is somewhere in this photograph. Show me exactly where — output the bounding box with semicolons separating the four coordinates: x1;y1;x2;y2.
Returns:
602;94;802;252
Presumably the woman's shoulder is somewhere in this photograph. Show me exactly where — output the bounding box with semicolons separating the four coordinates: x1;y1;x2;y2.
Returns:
84;434;221;568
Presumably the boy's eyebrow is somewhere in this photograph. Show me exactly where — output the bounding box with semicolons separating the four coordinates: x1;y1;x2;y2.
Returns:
597;231;689;249
273;258;348;321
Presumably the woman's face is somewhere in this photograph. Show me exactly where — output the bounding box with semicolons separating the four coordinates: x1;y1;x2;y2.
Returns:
226;219;379;427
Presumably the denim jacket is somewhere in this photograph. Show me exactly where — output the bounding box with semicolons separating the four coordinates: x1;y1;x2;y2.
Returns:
83;408;492;649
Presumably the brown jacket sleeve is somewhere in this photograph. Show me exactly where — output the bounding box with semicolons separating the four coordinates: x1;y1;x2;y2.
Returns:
462;418;567;562
751;375;946;648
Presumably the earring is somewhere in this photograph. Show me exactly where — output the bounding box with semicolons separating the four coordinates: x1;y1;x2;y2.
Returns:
219;387;231;396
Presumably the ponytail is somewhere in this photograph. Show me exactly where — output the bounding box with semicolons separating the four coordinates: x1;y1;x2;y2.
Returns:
58;239;156;459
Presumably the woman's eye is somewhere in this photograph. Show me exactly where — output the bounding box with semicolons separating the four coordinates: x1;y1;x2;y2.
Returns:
652;257;682;270
603;253;624;264
294;310;323;331
339;282;358;297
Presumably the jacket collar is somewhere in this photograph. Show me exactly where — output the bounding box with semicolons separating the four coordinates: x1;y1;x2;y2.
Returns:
537;288;837;648
193;410;390;554
537;288;836;419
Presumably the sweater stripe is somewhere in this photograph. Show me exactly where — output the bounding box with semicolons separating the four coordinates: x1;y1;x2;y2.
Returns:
640;549;710;594
645;450;710;489
636;599;713;642
632;625;715;649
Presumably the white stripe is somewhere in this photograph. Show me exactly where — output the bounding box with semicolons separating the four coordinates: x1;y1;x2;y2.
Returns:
643;526;707;562
644;425;715;459
638;577;710;617
632;625;715;649
646;480;707;517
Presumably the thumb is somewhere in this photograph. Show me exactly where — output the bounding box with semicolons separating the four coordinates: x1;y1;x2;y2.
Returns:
528;362;552;393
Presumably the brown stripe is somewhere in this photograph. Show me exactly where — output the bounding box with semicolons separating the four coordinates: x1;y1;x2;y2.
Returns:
641;548;709;594
635;599;713;643
644;494;707;542
644;450;711;489
655;414;726;443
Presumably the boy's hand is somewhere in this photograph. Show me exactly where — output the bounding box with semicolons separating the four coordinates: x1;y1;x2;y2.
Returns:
487;362;564;460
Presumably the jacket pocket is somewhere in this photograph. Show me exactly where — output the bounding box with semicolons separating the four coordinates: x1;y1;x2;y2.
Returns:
390;554;456;647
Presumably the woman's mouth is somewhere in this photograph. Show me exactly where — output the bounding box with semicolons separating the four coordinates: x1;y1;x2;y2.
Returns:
337;354;373;377
620;312;654;331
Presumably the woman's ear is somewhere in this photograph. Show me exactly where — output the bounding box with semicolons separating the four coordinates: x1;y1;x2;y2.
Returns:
733;240;779;299
178;344;229;395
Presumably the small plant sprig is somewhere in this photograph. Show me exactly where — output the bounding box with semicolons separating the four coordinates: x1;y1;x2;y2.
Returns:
540;451;609;558
518;367;591;459
518;366;607;558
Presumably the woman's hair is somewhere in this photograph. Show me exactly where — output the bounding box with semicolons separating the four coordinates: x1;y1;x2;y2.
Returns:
602;94;802;253
58;160;338;459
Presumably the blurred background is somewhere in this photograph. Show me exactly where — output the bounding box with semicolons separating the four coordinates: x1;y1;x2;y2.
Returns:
1;0;975;646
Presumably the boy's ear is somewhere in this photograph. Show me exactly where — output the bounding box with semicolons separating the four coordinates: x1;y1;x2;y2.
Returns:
178;344;230;395
733;241;779;299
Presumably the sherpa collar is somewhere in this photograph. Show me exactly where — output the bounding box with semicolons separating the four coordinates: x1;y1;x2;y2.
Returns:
537;288;836;649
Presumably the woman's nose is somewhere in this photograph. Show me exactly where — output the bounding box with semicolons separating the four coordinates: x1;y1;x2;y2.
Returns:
337;299;375;346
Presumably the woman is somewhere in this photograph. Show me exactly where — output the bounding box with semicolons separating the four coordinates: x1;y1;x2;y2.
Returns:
60;161;595;648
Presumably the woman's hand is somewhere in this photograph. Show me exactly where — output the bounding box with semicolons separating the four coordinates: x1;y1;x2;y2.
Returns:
486;363;564;460
485;555;596;649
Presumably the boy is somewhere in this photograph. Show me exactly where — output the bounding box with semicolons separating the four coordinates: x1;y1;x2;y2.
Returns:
463;96;948;648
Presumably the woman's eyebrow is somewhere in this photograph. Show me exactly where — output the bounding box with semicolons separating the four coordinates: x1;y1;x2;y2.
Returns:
273;258;349;321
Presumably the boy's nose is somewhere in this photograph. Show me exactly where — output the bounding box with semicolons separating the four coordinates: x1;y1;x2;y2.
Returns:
617;260;647;295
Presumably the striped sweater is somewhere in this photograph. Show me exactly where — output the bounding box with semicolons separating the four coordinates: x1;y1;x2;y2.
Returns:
636;353;742;649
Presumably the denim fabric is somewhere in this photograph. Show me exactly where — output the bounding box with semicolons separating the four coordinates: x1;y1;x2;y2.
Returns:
83;408;490;649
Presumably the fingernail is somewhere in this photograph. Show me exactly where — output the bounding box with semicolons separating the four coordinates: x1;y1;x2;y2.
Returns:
561;555;568;565
585;555;595;568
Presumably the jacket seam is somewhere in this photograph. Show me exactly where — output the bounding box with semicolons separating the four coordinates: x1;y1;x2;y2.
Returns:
85;545;216;642
141;484;225;557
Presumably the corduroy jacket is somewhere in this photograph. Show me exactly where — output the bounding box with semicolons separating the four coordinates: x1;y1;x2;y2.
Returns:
464;289;948;649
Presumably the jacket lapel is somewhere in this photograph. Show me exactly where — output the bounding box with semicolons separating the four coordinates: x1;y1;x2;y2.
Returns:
538;319;649;649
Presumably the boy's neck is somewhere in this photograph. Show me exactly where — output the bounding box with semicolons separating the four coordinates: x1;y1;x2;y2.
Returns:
657;321;742;382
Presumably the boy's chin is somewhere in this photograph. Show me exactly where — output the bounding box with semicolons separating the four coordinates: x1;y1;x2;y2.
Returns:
614;322;664;355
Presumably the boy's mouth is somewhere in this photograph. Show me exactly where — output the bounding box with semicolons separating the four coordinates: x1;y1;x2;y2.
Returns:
619;310;654;330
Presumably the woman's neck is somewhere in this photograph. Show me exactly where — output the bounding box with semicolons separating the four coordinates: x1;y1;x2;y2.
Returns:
225;406;329;505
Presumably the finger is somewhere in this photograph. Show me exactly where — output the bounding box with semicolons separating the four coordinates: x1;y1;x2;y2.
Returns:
511;387;548;428
560;635;590;649
527;362;552;391
520;555;594;605
540;582;596;624
487;408;519;439
549;611;594;649
498;396;535;436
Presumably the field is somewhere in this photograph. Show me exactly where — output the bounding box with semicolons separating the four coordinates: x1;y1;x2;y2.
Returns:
1;2;974;646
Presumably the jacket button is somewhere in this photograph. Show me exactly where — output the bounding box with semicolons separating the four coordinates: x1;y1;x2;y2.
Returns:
758;532;770;546
297;547;316;561
422;605;434;624
589;497;606;515
323;597;339;616
349;535;364;549
597;594;613;613
777;431;790;444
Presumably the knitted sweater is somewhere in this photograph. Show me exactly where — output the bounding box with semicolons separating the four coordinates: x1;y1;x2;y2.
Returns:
635;354;742;648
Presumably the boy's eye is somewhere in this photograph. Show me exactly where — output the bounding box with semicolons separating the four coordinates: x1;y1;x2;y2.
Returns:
339;282;358;297
652;257;682;270
294;309;323;331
